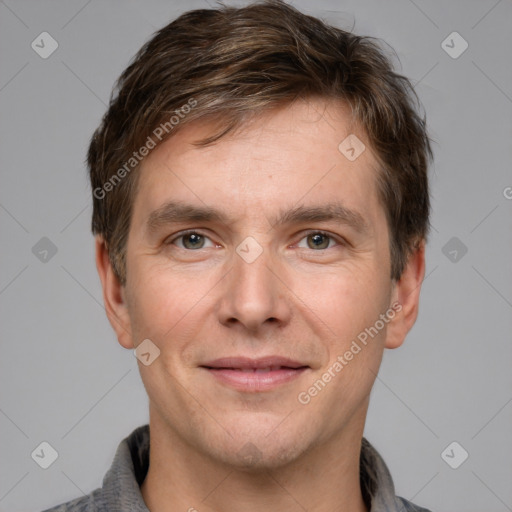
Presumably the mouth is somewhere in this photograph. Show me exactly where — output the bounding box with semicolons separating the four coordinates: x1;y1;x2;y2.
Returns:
200;357;310;392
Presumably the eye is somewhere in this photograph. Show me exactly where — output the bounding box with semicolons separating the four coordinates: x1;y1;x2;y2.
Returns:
296;231;342;250
168;231;216;250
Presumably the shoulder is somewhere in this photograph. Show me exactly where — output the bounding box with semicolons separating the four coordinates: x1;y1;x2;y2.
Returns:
40;424;150;512
40;488;103;512
396;495;433;512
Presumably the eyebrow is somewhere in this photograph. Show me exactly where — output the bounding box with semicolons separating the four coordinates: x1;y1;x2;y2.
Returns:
145;200;369;235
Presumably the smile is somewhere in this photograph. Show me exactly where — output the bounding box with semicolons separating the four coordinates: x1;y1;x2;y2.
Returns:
200;357;310;392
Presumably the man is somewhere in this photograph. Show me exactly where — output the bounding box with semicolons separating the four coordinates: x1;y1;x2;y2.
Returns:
43;1;433;510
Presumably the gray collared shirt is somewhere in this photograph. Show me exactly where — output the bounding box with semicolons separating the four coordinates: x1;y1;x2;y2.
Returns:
42;424;432;512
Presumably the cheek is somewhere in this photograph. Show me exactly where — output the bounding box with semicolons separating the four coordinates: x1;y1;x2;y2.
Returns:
125;261;229;376
290;260;390;341
322;269;392;395
125;262;206;342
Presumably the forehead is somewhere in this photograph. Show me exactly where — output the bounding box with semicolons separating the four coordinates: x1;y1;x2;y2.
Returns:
132;98;384;229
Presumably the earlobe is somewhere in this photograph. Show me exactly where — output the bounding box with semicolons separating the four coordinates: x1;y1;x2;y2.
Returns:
95;236;134;349
384;241;426;349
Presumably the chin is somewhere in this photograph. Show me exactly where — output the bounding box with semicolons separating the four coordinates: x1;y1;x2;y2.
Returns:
204;417;311;471
222;441;305;472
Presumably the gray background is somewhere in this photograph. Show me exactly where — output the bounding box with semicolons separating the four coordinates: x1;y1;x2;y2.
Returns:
1;1;511;511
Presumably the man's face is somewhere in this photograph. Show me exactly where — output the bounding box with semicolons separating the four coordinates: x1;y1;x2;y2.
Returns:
120;99;397;468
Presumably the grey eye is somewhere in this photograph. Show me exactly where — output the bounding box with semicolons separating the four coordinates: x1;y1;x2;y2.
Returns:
297;232;337;250
172;232;215;250
182;233;205;249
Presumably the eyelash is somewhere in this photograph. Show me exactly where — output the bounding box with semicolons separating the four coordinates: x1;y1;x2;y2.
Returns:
166;229;346;251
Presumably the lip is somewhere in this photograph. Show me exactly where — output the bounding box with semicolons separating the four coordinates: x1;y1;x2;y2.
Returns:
200;356;309;392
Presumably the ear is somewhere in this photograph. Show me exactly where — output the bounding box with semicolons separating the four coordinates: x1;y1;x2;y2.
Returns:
385;240;426;350
95;236;134;349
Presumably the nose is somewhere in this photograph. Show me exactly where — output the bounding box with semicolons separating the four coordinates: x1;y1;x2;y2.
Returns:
217;242;292;334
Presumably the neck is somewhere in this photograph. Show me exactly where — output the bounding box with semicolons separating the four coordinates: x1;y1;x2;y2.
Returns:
141;406;369;512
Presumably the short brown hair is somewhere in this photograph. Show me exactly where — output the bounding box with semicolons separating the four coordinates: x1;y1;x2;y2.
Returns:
88;0;433;285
